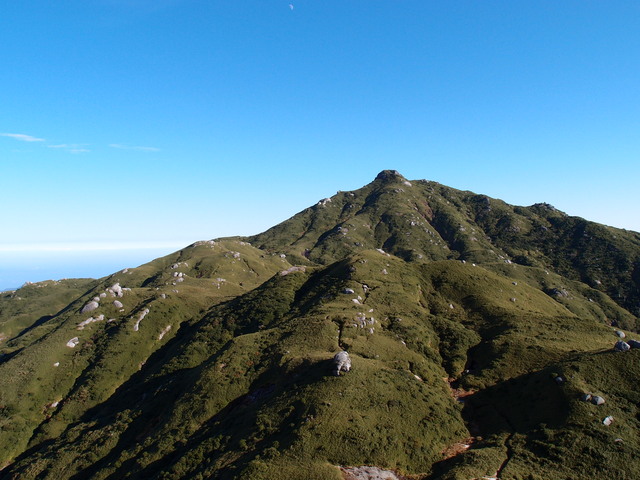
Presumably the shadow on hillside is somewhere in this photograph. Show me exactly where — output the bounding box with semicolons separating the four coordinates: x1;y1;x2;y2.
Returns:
428;367;571;479
131;357;337;479
10;314;53;340
4;295;336;480
77;356;335;480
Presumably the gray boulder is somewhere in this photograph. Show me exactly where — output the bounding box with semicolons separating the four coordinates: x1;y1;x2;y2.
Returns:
340;466;400;480
333;351;351;376
628;339;640;349
591;395;605;406
81;301;99;313
614;340;631;352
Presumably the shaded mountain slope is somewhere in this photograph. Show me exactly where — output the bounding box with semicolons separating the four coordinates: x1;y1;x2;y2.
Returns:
1;171;639;480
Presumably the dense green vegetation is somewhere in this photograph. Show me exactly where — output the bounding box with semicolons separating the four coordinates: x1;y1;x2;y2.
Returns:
1;171;638;479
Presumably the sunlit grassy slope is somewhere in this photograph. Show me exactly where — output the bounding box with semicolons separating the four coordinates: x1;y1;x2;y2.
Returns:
1;171;638;479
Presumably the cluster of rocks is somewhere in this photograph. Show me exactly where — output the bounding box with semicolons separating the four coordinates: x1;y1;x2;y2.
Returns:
613;339;640;352
172;272;186;284
280;266;306;276
106;283;125;297
581;393;605;405
351;312;376;334
80;283;128;314
549;287;570;298
77;314;106;330
193;240;216;247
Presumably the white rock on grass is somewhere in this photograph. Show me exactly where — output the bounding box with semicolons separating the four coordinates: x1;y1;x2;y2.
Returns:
113;300;123;308
333;351;351;376
133;308;150;331
158;325;172;340
107;283;124;297
77;314;105;330
81;301;99;313
280;266;306;276
340;466;400;480
66;337;79;348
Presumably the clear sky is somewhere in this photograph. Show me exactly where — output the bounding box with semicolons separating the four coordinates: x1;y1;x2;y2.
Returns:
1;1;639;289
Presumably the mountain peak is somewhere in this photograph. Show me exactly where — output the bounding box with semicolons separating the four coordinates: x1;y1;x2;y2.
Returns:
374;169;406;182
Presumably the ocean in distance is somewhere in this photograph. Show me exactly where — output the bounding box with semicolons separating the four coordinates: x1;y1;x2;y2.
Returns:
0;245;184;291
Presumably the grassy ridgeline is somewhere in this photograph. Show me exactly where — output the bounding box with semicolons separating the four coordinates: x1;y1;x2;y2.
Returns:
1;171;639;479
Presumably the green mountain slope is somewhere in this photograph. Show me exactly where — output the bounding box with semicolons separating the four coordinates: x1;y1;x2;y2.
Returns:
1;171;638;480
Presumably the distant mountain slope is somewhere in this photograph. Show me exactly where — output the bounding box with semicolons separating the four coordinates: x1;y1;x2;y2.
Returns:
1;171;638;480
250;170;640;323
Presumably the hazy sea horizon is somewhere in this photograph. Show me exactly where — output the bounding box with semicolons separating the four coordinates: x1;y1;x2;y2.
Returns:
0;246;184;291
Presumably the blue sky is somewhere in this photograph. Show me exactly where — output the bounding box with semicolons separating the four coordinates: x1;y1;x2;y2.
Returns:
1;1;639;289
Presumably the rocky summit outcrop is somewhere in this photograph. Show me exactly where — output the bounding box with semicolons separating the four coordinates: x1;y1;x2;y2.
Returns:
0;171;639;480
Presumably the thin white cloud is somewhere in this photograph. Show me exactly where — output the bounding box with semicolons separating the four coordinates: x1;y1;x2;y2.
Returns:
109;143;160;152
48;144;91;153
1;133;45;142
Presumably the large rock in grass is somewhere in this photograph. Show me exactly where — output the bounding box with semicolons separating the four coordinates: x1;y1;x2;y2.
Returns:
81;301;99;313
614;340;631;352
333;351;351;376
341;465;400;480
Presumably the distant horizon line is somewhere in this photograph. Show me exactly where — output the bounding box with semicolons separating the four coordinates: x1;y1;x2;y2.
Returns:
0;241;195;253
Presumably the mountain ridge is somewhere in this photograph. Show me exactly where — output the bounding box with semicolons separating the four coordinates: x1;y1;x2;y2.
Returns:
1;170;639;479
